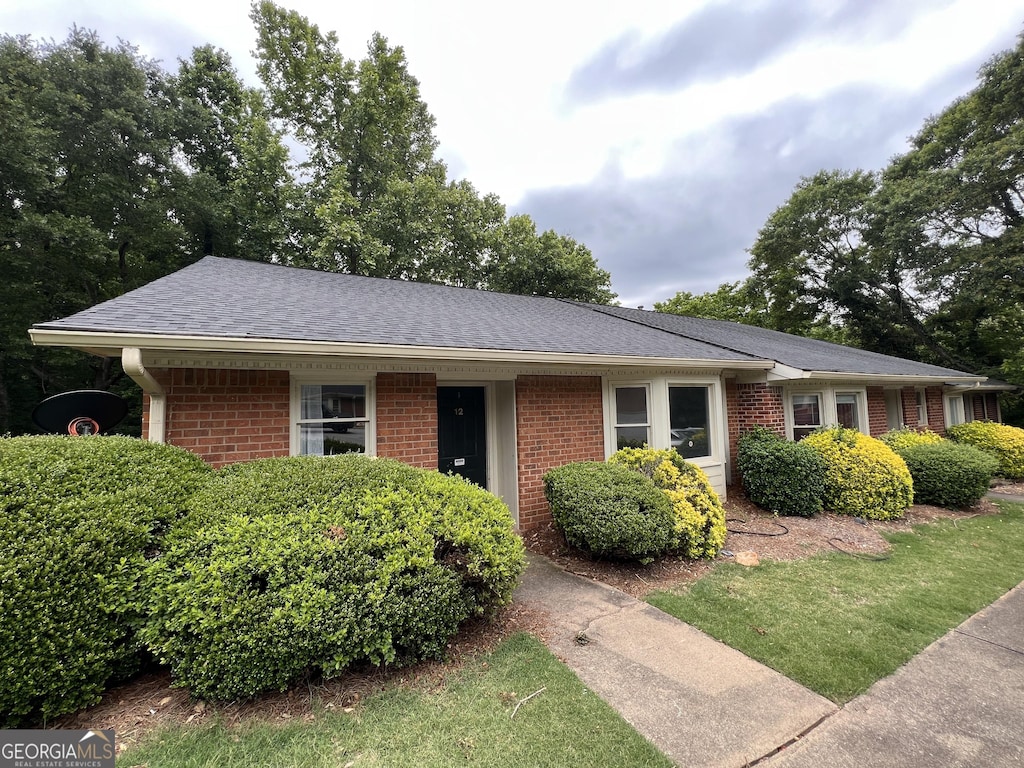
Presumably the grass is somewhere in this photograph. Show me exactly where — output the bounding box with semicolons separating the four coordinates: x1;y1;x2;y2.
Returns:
648;501;1024;703
118;633;671;768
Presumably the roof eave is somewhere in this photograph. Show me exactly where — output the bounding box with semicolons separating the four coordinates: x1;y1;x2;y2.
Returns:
766;363;985;385
29;328;774;370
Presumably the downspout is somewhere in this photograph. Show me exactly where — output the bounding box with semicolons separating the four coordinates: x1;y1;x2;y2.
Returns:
121;347;165;443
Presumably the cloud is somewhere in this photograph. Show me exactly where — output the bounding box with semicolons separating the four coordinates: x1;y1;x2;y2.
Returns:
519;58;982;308
565;0;957;105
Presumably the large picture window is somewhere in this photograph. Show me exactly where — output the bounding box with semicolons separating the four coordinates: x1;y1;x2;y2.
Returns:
669;386;711;459
613;386;650;449
298;384;368;455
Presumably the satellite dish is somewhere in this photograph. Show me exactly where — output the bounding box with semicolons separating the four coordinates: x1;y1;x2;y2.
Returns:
31;390;128;435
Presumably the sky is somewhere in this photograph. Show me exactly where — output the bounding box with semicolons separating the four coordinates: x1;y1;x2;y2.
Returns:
4;1;1024;308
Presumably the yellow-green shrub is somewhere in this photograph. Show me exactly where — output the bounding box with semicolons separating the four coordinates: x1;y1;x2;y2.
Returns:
610;447;726;559
947;421;1024;479
801;427;913;520
879;427;945;453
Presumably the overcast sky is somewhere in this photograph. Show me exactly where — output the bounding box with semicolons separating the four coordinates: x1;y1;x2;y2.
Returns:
4;1;1024;307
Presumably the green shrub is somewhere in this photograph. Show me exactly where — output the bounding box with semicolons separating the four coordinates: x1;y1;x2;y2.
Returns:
898;442;999;509
543;462;675;561
0;436;210;726
947;421;1024;479
801;427;913;520
610;447;727;559
737;426;826;517
142;455;524;701
878;427;945;453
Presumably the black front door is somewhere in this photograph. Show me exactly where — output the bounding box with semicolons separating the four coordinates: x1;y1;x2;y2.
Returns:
437;386;487;488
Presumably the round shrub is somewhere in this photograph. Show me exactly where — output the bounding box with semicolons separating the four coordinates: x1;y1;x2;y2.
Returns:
879;427;945;453
142;455;524;701
610;447;727;559
801;427;913;520
0;435;210;727
898;442;999;509
737;426;826;517
947;421;1024;479
543;462;675;561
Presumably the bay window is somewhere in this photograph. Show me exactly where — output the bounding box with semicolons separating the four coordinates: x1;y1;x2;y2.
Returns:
791;393;822;440
613;385;650;449
669;385;711;459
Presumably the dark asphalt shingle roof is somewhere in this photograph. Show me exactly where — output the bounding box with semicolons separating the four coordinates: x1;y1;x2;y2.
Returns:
587;304;977;378
34;256;757;362
36;256;981;379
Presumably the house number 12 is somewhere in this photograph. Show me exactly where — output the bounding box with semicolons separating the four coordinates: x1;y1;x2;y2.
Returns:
454;407;464;416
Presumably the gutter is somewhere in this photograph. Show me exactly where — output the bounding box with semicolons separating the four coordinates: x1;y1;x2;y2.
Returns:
121;347;165;443
30;328;775;372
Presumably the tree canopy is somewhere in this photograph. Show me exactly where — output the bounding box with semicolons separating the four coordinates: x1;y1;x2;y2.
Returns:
0;4;616;434
659;33;1024;406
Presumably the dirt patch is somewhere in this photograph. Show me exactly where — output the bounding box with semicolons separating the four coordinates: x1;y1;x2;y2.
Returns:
990;478;1024;496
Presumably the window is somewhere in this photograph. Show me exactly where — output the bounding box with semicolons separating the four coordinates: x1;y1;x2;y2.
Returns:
792;394;822;440
297;383;369;455
945;394;966;427
669;386;711;459
916;390;927;425
835;393;860;430
613;386;650;449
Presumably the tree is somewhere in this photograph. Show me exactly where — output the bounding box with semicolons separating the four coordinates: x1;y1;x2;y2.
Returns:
654;281;765;324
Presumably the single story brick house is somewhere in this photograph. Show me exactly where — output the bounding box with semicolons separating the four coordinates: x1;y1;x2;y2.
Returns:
30;256;1009;530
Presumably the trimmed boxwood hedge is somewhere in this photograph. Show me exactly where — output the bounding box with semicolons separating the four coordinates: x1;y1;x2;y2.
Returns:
544;461;675;561
0;436;211;727
898;442;998;509
142;455;525;701
737;426;826;517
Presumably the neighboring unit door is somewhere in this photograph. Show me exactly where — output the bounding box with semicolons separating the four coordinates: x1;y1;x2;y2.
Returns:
437;386;487;488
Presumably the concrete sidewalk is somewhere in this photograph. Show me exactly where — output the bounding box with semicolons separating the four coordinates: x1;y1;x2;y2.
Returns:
514;554;837;767
766;582;1024;767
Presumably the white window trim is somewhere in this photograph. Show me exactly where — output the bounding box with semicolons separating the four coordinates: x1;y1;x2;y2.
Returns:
784;385;868;440
603;376;723;466
290;375;376;456
916;388;928;426
945;393;966;428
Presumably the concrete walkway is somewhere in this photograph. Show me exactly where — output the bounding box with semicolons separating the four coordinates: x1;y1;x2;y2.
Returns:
515;554;1024;768
766;582;1024;767
514;554;837;767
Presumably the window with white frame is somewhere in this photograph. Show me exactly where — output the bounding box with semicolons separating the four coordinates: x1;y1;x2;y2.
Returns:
613;385;650;449
835;392;861;430
669;385;711;459
916;389;928;425
945;394;966;427
297;383;370;455
791;393;822;440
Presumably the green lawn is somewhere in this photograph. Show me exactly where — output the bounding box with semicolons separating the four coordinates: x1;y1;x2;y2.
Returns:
649;501;1024;703
118;633;671;768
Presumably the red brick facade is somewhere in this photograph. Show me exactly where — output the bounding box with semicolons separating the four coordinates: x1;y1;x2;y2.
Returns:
926;386;946;433
375;372;438;469
725;380;785;482
514;375;605;531
866;386;888;436
900;386;921;427
151;368;290;467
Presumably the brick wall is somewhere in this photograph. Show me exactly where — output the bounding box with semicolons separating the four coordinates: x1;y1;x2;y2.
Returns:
375;372;438;469
926;386;946;434
867;386;888;436
900;386;920;427
515;375;605;531
147;368;291;467
724;380;785;483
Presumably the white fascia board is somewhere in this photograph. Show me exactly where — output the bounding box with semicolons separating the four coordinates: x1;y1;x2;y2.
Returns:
29;328;775;371
765;362;985;385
